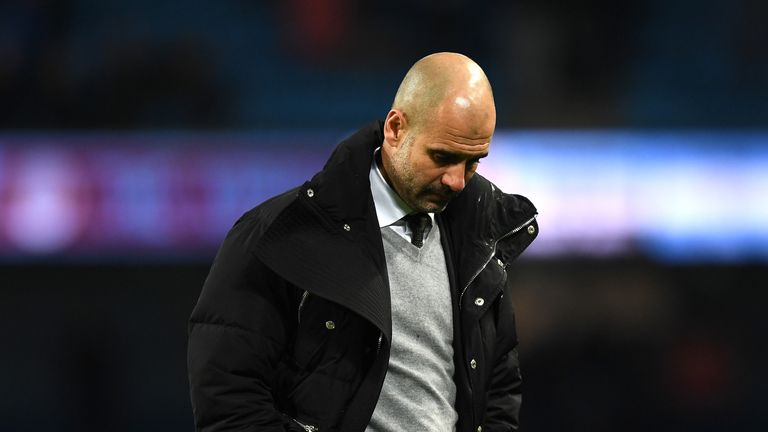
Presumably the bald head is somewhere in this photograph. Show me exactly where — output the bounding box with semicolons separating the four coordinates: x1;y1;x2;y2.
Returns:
392;52;496;133
379;53;496;213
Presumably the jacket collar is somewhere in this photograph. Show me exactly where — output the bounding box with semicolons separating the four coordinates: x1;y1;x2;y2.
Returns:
442;172;538;265
309;121;537;240
254;122;394;339
440;174;538;309
254;121;537;339
305;121;383;224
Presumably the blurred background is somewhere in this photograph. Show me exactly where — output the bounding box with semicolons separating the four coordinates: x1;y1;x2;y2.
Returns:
1;0;767;431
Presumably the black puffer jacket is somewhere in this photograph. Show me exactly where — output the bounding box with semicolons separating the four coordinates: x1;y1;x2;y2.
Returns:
188;122;538;432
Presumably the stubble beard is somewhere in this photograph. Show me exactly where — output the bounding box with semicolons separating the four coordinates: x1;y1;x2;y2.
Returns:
392;136;456;213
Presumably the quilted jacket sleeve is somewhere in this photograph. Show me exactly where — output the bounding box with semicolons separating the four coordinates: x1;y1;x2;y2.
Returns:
187;218;295;431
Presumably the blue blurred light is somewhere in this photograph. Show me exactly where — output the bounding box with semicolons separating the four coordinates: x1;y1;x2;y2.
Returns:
0;130;766;262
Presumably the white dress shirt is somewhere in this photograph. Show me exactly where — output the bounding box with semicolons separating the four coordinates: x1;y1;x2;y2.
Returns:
369;148;435;242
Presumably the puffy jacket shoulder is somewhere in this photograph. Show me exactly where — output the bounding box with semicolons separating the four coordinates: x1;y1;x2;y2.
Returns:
229;186;301;252
188;187;304;431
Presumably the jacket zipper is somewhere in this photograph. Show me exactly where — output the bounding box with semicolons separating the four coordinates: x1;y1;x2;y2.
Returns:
459;215;537;308
292;293;319;432
292;417;319;432
297;290;310;323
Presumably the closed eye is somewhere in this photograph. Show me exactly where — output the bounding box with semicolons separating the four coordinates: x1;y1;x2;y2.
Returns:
430;150;465;165
430;151;452;164
429;149;488;169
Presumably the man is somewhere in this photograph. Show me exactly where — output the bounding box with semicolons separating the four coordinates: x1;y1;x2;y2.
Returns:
188;52;538;432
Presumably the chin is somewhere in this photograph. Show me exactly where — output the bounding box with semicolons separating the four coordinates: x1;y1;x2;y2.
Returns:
420;201;449;213
409;192;451;213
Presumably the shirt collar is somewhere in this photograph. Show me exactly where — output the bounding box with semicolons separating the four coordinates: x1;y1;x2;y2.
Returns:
369;148;435;228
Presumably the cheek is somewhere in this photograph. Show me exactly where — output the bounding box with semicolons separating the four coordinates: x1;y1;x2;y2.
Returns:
415;167;444;187
412;159;443;180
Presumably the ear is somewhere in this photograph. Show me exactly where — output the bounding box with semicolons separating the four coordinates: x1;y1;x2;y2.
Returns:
383;109;407;150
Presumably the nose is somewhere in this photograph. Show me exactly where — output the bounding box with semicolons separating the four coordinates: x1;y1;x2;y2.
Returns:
441;164;466;193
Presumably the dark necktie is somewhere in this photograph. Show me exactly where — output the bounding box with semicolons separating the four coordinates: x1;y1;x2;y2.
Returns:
405;213;431;248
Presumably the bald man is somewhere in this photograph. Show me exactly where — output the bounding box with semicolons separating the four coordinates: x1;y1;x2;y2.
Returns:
188;53;539;432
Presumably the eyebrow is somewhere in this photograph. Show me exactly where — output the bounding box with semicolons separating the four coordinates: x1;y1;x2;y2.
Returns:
429;148;488;161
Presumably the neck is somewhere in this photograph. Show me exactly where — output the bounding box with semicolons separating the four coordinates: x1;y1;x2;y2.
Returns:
376;147;397;192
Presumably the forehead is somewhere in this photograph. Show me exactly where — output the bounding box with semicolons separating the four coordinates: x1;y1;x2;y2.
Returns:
417;122;492;157
415;96;495;154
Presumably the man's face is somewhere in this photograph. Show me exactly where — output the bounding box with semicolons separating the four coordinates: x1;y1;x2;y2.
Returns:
388;119;492;213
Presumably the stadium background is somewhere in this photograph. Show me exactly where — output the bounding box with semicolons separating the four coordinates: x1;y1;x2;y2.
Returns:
1;0;767;431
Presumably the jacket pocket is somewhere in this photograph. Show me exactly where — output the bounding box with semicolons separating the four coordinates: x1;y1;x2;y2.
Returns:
286;371;355;431
292;293;354;372
290;417;319;432
293;293;329;369
280;411;321;432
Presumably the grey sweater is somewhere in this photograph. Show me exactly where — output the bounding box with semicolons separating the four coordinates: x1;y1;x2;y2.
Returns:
366;224;457;431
